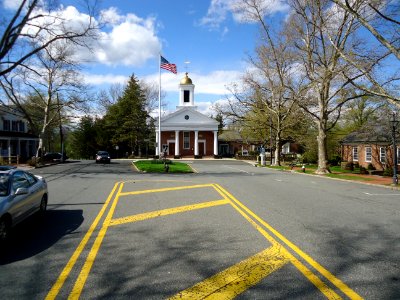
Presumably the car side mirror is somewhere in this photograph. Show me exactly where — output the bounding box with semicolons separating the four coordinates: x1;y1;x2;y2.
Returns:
15;187;28;195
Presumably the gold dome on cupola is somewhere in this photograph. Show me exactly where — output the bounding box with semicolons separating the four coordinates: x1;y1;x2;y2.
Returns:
180;72;193;85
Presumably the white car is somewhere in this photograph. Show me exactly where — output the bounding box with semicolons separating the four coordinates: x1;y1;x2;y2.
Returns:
0;169;48;242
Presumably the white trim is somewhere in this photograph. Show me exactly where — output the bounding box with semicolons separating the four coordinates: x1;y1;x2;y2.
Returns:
352;146;358;161
380;147;386;163
365;146;372;163
167;139;175;155
198;139;206;155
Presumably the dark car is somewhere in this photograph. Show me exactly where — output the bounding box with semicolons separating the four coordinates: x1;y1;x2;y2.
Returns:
95;151;111;164
43;152;68;162
0;169;48;242
0;166;16;171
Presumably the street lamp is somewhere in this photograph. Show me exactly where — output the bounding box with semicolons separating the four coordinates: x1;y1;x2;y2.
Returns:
390;112;399;185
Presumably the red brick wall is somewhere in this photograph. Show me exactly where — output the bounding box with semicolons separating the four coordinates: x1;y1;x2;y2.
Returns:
160;130;215;157
342;144;398;171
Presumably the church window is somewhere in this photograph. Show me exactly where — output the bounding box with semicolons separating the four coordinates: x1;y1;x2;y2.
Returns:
184;90;190;103
183;132;190;149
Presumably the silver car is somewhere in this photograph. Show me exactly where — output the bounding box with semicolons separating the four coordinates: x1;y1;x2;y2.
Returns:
0;169;48;242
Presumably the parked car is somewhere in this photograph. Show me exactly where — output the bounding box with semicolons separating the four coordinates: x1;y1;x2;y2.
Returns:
43;152;68;162
0;166;16;171
95;151;111;164
0;169;48;242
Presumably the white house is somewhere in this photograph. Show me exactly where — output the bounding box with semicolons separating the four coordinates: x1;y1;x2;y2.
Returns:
0;106;38;161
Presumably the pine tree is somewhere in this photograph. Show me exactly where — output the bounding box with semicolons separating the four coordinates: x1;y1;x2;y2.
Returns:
104;74;149;156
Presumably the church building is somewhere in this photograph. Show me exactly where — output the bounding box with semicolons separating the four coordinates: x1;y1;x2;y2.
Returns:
155;73;219;158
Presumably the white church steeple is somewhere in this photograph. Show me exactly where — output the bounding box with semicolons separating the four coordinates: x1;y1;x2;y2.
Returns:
177;72;196;109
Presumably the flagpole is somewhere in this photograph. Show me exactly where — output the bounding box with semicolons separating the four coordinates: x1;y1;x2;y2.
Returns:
158;53;162;158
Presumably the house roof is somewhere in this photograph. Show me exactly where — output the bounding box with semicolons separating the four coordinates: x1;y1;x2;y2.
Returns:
341;124;398;144
218;129;261;143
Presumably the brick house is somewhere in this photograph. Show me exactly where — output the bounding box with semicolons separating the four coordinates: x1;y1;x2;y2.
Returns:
155;73;219;158
341;125;399;171
218;129;261;157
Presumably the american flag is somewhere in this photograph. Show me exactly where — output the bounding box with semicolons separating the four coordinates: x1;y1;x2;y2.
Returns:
160;55;177;74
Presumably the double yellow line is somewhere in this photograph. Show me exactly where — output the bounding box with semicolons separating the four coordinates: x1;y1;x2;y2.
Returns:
45;181;122;300
210;184;362;300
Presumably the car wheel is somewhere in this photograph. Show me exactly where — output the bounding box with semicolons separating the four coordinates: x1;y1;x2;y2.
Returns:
0;217;11;242
39;194;47;214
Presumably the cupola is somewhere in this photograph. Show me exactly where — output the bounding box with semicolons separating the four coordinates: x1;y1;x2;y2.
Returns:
178;72;196;108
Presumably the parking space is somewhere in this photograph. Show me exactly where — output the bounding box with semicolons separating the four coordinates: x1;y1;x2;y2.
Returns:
46;179;362;299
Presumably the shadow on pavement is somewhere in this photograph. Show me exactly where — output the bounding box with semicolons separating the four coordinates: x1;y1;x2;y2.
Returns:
0;209;83;264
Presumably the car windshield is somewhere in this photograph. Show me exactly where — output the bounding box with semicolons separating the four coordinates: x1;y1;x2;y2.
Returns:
0;174;10;196
98;151;109;155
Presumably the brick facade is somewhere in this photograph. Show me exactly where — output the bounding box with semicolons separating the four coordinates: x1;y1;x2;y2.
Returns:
160;130;215;158
342;144;399;171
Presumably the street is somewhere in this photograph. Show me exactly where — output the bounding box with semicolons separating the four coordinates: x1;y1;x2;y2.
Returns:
0;159;399;299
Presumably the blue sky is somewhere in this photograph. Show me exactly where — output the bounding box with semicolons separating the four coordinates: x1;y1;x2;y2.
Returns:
2;0;289;116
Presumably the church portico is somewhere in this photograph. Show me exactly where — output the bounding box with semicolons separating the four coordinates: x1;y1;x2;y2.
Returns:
159;130;218;158
156;73;219;159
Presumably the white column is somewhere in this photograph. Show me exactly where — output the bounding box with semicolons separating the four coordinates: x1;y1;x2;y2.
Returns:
155;130;159;156
194;131;199;156
213;131;218;156
175;130;180;156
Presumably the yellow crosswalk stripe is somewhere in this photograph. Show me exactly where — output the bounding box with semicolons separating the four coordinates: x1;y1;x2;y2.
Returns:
169;245;290;300
109;199;230;226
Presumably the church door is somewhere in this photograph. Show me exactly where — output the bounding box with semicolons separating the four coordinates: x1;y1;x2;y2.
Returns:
199;142;205;156
169;143;175;156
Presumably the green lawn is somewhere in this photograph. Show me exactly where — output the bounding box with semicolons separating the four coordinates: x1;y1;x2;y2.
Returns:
133;160;193;173
325;173;374;181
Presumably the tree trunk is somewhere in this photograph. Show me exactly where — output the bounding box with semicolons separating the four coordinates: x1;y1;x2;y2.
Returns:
273;139;281;166
316;122;330;174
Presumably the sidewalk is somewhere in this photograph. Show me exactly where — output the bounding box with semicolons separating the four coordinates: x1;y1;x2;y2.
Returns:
278;165;399;189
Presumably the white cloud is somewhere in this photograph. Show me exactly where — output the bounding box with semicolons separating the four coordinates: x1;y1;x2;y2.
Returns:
2;0;21;10
200;0;289;29
100;6;123;25
142;70;242;95
84;73;129;85
19;3;161;67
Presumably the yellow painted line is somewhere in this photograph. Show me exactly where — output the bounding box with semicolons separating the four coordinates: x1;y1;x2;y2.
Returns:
212;184;341;299
45;182;121;300
169;245;290;300
119;184;214;196
189;164;198;173
109;199;230;226
214;184;362;300
68;182;125;300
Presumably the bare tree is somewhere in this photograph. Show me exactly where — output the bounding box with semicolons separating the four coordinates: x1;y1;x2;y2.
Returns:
328;0;400;106
219;0;299;165
0;0;99;77
286;0;370;174
330;0;399;59
0;42;89;156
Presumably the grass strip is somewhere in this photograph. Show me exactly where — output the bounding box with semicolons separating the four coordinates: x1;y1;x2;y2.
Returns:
325;173;374;181
133;160;193;173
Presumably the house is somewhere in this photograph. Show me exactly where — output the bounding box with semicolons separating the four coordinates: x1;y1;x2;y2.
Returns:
155;73;219;158
0;106;39;162
341;124;399;171
217;128;260;157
